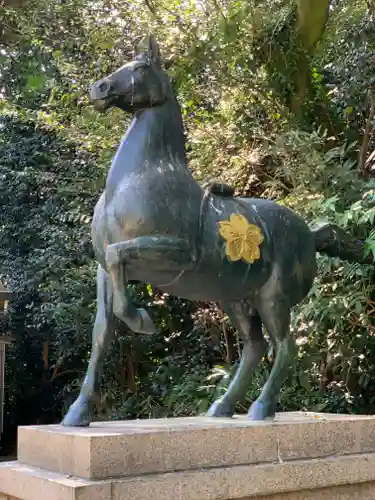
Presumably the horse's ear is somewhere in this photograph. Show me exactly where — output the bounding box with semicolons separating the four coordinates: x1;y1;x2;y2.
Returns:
147;35;162;67
134;35;162;68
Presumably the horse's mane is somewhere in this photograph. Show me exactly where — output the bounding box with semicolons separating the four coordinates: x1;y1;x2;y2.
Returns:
203;181;235;198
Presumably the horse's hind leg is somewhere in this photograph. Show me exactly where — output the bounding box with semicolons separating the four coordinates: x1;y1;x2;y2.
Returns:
248;299;295;420
62;265;115;426
206;302;267;418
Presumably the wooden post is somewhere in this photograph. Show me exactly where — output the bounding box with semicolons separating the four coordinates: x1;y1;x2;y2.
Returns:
0;337;13;437
0;287;15;438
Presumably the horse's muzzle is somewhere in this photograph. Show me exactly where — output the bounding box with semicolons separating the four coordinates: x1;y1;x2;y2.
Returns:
90;80;115;110
91;98;113;112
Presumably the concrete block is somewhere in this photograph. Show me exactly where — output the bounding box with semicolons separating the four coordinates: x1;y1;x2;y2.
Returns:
17;412;375;479
2;452;375;500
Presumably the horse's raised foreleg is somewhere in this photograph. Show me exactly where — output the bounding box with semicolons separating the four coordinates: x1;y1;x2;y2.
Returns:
106;236;195;334
108;260;157;335
61;265;115;427
106;236;195;270
248;299;295;420
206;302;267;418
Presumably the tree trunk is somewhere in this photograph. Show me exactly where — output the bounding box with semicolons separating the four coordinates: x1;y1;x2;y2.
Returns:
291;0;331;114
295;0;331;50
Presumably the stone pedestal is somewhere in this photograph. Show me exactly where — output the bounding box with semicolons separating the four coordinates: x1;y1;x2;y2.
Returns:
2;412;375;500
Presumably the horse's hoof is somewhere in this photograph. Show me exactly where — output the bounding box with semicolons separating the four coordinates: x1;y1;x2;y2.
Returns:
248;400;275;421
113;303;156;335
206;397;235;418
138;308;157;335
61;396;91;427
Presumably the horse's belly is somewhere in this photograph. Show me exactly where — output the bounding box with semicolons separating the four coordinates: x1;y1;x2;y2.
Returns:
142;259;272;302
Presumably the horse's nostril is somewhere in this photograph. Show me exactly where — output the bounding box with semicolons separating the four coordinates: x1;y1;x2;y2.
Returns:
99;82;110;93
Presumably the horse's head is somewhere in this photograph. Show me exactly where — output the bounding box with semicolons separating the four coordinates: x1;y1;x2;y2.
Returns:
90;35;170;112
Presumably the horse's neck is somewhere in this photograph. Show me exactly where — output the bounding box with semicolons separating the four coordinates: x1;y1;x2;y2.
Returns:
106;100;187;193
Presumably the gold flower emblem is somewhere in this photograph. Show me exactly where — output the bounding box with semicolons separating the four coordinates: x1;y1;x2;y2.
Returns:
218;213;264;264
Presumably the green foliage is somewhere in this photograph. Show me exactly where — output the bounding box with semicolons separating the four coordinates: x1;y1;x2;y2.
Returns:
318;1;375;133
273;132;375;414
1;0;375;449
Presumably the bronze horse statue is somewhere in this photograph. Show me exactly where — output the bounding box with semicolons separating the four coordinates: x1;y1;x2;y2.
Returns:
62;36;371;426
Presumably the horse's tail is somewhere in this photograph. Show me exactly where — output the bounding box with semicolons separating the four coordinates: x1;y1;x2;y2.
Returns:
311;222;373;264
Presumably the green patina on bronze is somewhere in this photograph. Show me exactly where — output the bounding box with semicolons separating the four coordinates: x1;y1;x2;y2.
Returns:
62;36;372;427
